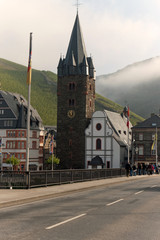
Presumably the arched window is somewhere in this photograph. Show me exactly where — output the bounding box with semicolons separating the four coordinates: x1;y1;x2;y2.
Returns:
96;138;101;150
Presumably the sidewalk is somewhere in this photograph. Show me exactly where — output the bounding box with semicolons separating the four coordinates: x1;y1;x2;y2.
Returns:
0;175;154;209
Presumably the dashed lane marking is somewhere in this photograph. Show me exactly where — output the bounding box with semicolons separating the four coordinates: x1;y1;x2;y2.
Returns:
107;199;124;206
46;213;86;230
135;190;144;195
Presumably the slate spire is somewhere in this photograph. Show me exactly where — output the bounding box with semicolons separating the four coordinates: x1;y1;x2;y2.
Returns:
65;13;87;67
57;13;96;77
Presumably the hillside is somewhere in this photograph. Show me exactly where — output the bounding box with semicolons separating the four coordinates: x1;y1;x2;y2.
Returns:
96;56;160;118
0;58;143;126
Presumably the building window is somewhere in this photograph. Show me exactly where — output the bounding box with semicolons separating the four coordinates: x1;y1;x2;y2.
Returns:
138;146;144;155
18;131;21;137
32;141;37;149
0;109;4;114
22;142;25;149
90;100;92;107
89;84;92;91
22;153;24;159
118;130;121;134
107;161;110;168
18;142;20;149
22;131;25;137
96;123;102;131
151;149;156;155
69;99;75;106
96;139;101;150
32;131;37;138
18;154;20;159
4;121;13;127
69;82;75;90
124;131;126;135
139;133;143;141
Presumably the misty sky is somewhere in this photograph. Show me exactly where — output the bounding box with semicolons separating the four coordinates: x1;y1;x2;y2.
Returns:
1;0;160;76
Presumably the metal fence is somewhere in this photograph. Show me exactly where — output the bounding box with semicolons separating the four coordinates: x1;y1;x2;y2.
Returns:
0;168;125;189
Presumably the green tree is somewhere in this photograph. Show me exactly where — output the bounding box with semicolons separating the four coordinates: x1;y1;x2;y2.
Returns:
46;155;60;169
6;156;20;170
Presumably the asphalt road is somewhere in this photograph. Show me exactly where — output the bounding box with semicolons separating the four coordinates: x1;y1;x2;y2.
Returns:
0;176;160;240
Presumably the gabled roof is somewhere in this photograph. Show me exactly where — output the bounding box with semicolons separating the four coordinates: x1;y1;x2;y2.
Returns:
0;90;43;129
65;13;87;67
132;114;160;128
104;110;132;146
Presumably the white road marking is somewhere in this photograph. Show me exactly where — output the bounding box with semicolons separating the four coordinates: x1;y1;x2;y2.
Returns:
135;190;144;195
151;185;157;188
107;199;124;206
46;213;86;230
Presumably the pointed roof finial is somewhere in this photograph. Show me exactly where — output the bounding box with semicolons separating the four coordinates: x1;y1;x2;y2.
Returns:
74;0;81;13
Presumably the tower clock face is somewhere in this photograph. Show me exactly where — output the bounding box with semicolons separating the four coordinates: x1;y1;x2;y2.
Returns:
67;110;75;118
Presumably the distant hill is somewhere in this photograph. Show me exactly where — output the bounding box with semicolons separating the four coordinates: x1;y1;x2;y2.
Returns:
96;56;160;118
0;58;144;126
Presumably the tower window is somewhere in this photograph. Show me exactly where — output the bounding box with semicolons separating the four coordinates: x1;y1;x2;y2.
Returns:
90;100;92;107
69;139;72;147
96;138;102;150
96;123;102;131
69;99;75;106
69;82;75;90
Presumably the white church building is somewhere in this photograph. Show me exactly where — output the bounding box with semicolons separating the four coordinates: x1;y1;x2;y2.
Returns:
85;110;132;169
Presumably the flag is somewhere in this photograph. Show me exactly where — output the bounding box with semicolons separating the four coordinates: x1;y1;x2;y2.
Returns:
152;133;157;150
27;33;32;85
127;106;129;128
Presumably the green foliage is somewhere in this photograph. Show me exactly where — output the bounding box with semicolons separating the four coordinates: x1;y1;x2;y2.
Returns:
6;156;20;166
46;155;60;165
0;58;143;127
95;93;144;126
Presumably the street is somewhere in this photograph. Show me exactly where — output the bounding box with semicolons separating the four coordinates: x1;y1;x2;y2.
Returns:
0;176;160;240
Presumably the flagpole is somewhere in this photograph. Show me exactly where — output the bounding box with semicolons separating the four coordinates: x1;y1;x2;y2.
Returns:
128;127;129;163
156;126;158;166
26;33;33;172
127;106;130;163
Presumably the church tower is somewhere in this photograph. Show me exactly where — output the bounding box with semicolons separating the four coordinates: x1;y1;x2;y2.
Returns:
57;13;96;169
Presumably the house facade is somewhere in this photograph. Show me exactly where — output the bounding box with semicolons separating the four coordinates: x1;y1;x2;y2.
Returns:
85;110;132;169
132;114;160;165
0;91;44;171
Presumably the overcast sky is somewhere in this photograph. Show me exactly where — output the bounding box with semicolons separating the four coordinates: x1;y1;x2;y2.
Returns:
1;0;160;76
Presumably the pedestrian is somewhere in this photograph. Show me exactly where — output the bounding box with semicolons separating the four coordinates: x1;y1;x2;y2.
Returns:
147;164;152;175
132;164;137;176
130;164;133;176
142;163;146;175
125;162;131;177
138;163;141;175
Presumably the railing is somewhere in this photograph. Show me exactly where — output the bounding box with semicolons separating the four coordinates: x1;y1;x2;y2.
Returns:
0;168;125;189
